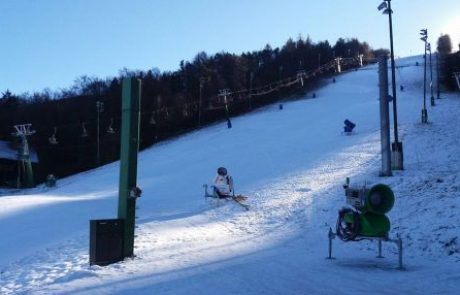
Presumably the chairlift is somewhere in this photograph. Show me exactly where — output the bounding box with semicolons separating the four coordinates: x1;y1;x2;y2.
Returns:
206;94;232;111
107;118;115;134
81;122;88;137
182;106;189;117
149;112;156;125
49;127;58;144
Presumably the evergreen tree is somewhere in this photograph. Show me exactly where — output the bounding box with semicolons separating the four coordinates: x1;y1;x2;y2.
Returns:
437;34;452;55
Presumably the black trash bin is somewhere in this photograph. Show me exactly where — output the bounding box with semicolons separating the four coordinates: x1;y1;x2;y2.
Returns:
89;219;124;266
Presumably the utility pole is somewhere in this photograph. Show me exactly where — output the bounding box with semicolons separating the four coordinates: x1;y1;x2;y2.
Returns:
96;101;104;166
420;29;428;124
218;89;232;128
12;124;36;188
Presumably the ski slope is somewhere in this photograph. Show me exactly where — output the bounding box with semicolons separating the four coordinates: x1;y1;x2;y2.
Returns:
1;56;459;294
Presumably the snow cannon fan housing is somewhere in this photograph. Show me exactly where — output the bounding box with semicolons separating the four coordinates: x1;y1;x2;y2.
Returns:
345;184;394;214
338;182;395;240
365;184;394;214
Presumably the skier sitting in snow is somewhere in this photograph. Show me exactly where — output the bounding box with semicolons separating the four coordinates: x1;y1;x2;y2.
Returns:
213;167;234;198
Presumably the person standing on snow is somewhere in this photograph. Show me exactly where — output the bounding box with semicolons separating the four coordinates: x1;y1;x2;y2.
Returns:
213;167;234;198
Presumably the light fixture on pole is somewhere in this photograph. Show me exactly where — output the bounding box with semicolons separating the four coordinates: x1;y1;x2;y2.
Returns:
378;0;403;170
427;42;435;106
420;29;428;124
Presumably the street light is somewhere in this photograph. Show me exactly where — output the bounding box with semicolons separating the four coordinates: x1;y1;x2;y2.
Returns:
427;42;435;106
420;29;428;124
378;0;403;170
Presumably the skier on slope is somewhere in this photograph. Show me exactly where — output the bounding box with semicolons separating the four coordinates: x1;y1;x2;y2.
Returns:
213;167;234;198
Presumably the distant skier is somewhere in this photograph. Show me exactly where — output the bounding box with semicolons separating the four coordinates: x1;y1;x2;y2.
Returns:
213;167;234;198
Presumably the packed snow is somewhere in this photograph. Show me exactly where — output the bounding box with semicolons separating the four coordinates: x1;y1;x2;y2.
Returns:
1;56;459;294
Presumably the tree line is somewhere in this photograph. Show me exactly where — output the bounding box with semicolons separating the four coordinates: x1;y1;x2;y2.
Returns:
0;36;386;185
437;34;460;91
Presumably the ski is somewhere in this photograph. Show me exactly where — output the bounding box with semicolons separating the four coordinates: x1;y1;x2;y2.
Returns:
203;184;249;210
231;195;250;210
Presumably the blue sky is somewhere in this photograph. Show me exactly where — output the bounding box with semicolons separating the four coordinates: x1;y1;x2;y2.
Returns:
1;0;459;94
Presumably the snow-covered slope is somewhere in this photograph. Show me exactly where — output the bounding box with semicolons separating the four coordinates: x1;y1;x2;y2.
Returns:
1;56;459;294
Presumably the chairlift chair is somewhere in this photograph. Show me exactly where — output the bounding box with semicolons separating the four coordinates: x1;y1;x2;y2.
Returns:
107;118;115;134
49;127;58;144
149;112;156;125
81;122;88;137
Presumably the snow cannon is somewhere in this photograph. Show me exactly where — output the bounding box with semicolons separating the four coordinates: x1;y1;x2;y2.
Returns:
343;119;356;133
365;184;394;215
337;182;394;240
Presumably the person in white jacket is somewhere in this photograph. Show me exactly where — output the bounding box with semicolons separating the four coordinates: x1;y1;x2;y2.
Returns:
213;167;233;198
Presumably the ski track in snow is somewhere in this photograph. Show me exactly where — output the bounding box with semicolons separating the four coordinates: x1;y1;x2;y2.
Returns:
1;56;459;294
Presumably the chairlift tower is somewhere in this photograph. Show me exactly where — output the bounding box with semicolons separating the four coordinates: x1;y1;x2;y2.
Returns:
96;101;104;166
12;124;36;188
218;89;232;128
297;70;306;87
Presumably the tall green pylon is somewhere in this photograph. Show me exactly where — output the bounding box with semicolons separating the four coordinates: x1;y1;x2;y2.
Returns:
12;124;36;188
118;78;141;258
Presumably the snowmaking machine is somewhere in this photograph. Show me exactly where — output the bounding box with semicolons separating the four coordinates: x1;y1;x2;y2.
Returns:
327;178;404;269
343;119;356;135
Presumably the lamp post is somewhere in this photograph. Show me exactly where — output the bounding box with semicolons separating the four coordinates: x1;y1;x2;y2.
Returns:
378;0;403;170
428;43;435;106
420;29;428;123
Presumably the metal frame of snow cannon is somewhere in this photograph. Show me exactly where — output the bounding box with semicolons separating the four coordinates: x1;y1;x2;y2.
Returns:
327;229;403;270
326;180;404;270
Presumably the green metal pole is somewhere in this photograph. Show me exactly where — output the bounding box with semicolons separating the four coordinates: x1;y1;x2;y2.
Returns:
118;78;141;258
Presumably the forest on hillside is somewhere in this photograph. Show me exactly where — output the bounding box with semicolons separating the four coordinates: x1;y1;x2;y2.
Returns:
0;36;387;186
